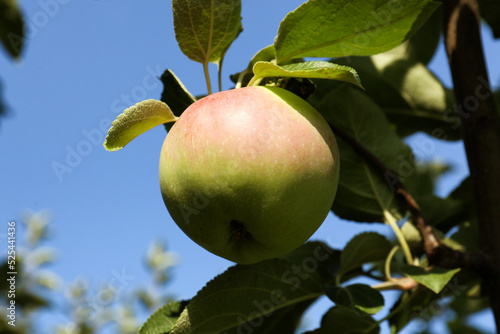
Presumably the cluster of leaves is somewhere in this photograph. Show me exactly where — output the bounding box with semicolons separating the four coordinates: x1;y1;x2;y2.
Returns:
102;0;500;333
0;210;178;334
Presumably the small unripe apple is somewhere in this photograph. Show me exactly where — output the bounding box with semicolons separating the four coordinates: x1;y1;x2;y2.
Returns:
159;86;339;264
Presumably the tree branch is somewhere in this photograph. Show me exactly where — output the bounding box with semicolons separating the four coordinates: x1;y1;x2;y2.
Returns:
443;0;500;328
328;122;488;272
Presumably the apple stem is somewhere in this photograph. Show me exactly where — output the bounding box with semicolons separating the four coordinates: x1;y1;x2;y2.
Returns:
203;62;212;95
218;64;223;93
235;70;248;89
247;76;263;87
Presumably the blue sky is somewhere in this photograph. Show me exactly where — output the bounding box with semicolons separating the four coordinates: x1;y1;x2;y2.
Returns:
1;1;499;333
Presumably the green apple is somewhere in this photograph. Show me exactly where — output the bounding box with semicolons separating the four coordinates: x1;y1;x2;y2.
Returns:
159;86;339;264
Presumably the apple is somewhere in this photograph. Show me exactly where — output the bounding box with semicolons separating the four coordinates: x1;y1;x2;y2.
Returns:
159;86;339;264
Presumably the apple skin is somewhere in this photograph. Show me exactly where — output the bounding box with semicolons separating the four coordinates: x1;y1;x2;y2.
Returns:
159;86;339;264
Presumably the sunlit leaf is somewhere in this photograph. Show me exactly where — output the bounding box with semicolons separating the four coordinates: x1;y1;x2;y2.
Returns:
139;300;189;334
103;99;178;151
399;265;461;294
274;0;440;63
248;61;362;89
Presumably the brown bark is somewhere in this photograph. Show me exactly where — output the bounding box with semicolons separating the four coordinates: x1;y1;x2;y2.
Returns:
443;0;500;329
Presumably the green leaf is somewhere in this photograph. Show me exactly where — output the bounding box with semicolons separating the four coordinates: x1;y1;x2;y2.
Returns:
330;55;459;141
313;306;379;334
103;99;178;151
281;241;342;280
139;300;189;334
399;265;461;294
311;85;412;222
274;0;440;63
402;5;442;65
248;45;275;65
478;0;500;38
172;0;242;66
373;5;442;65
248;61;363;89
0;0;24;58
159;69;196;131
324;284;384;315
170;257;326;334
339;232;392;277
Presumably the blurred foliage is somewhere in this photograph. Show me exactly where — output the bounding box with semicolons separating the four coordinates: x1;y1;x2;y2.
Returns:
0;0;24;59
0;210;177;334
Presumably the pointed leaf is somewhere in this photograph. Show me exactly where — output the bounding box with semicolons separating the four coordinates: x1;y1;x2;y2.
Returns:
103;99;178;151
159;69;196;131
0;0;24;58
248;61;362;89
159;69;196;116
399;265;461;294
170;257;327;333
324;284;384;314
339;232;392;277
314;306;379;334
139;300;189;334
311;85;413;222
172;0;242;65
274;0;440;63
